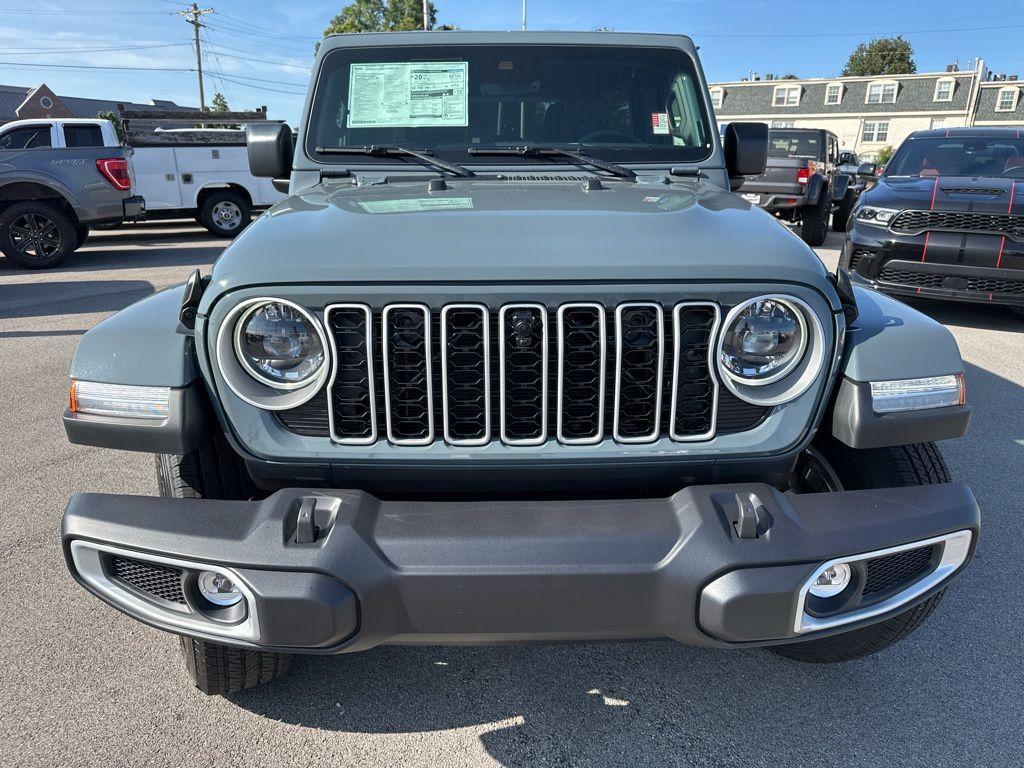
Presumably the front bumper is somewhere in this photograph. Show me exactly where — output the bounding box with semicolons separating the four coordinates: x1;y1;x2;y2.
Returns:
62;482;979;653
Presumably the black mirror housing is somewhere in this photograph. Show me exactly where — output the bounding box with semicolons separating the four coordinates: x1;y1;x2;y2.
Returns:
724;122;769;180
247;123;293;180
858;162;878;177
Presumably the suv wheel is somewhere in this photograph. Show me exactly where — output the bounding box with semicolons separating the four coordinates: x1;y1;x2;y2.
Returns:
832;188;856;232
199;190;251;238
777;438;952;663
799;190;830;246
0;201;76;269
156;436;292;695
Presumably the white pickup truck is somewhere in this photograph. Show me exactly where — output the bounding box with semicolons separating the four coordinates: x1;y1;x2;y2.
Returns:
0;117;283;237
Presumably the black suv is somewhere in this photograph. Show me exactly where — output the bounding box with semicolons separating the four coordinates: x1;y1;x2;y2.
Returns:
740;128;867;246
842;127;1024;308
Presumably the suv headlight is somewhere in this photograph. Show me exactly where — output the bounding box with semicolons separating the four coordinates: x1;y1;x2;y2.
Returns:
716;295;826;407
235;301;325;388
719;297;806;385
855;206;900;226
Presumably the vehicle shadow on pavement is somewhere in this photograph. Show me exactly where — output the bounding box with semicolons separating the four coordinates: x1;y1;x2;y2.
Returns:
0;280;154;320
900;296;1023;333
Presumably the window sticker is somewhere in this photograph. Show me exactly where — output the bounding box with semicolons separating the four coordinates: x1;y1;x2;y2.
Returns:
651;112;670;135
358;198;474;214
347;62;469;128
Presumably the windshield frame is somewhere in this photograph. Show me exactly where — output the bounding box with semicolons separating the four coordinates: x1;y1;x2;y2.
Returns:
882;134;1024;180
302;40;717;171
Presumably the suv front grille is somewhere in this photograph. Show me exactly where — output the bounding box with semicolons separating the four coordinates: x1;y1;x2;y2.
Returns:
879;267;1024;295
889;210;1024;240
284;301;772;447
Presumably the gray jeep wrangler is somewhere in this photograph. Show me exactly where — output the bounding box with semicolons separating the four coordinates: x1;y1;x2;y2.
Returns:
61;32;979;696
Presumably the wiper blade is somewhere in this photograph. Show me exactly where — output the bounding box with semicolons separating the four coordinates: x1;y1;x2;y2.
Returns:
314;145;475;177
468;145;636;179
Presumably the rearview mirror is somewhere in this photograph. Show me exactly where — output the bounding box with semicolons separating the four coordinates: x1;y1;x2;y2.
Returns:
247;122;293;180
857;162;877;177
723;122;768;191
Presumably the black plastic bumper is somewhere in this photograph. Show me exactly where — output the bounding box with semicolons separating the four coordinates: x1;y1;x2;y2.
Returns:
62;482;979;653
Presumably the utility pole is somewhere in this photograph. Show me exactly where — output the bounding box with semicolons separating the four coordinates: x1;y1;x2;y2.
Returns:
522;0;527;31
178;3;214;111
423;0;429;30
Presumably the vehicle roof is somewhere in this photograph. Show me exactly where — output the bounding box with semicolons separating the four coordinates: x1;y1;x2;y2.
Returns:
768;127;835;137
1;117;110;127
318;30;698;54
909;127;1024;139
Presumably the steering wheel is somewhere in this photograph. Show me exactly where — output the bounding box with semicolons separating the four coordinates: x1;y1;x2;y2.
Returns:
577;129;644;144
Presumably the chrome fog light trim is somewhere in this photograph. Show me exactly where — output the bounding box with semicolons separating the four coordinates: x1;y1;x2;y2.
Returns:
794;530;973;634
69;540;260;642
70;381;170;420
870;374;964;414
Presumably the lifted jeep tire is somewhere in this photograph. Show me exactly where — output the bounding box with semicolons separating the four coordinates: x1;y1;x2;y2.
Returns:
774;439;952;663
799;191;830;246
832;188;856;232
156;436;292;695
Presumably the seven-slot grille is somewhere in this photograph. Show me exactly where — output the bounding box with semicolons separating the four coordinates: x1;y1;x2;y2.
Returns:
889;210;1024;240
322;301;728;447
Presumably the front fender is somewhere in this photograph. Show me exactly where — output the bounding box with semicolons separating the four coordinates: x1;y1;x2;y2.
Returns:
831;174;851;201
804;174;826;206
831;286;970;448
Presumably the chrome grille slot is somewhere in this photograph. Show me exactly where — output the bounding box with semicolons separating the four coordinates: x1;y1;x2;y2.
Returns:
670;303;720;441
382;304;433;445
325;304;376;444
614;303;664;443
557;303;606;444
499;304;548;445
441;304;490;445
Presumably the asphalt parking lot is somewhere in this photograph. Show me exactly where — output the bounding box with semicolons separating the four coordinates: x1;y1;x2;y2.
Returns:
1;221;1020;768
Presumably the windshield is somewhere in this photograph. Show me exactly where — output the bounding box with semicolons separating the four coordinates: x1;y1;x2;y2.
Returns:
307;44;713;167
885;137;1024;179
767;131;820;160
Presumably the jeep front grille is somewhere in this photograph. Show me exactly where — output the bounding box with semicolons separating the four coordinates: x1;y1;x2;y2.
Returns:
299;301;769;447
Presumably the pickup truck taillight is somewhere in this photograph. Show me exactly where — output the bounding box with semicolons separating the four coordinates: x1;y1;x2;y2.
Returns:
96;158;131;190
796;167;811;185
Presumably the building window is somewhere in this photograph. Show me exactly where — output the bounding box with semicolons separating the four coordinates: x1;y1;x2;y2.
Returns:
39;95;54;109
930;117;948;129
933;79;955;102
996;87;1020;112
773;85;801;107
866;81;898;104
710;88;724;109
824;83;843;105
862;120;890;143
771;120;795;128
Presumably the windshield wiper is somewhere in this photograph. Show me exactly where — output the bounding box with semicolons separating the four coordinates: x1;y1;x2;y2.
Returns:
467;145;636;179
314;145;475;177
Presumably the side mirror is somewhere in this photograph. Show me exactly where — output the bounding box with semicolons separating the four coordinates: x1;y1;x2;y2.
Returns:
723;122;768;191
247;122;293;180
857;162;877;177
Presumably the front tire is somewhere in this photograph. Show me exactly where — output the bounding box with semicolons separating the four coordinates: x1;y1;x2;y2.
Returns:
0;201;76;268
832;188;855;232
775;439;952;663
199;190;250;238
157;436;292;695
799;190;830;246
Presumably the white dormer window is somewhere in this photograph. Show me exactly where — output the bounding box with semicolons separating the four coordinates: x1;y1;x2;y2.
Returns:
773;84;801;107
933;78;955;102
866;80;898;104
996;86;1020;112
710;88;724;109
824;83;843;105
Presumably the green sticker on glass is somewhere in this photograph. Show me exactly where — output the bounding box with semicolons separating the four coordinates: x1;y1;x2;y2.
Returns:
357;198;474;214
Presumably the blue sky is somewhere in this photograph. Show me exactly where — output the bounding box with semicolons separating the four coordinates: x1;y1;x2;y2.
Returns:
2;0;1024;124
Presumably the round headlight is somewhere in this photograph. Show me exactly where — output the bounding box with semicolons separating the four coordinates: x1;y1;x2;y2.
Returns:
719;297;807;385
234;300;324;388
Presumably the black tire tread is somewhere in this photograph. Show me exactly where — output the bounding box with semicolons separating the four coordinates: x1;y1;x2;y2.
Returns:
0;200;76;269
832;188;856;232
179;635;292;696
800;188;830;246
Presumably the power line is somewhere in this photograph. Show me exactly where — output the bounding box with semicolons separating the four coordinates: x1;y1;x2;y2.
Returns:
0;42;190;55
694;22;1024;39
176;2;214;111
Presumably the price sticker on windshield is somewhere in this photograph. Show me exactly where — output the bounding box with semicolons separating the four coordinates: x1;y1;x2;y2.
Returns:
651;112;670;135
347;61;469;128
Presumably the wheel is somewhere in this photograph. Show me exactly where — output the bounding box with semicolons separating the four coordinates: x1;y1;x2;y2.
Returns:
157;436;291;695
799;190;830;246
0;201;76;268
199;191;250;238
775;439;952;663
832;188;856;232
74;224;89;250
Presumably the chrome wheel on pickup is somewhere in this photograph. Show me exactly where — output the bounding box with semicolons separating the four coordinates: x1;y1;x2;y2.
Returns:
199;190;251;238
0;201;75;269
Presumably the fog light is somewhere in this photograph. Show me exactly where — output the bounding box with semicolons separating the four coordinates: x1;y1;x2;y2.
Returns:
809;562;851;598
197;571;243;606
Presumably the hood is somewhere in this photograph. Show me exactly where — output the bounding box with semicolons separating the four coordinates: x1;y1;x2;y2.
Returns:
208;177;832;297
865;175;1022;214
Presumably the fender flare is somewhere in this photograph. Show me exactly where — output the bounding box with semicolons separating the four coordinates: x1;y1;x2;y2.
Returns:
804;174;826;206
830;173;851;202
0;172;80;209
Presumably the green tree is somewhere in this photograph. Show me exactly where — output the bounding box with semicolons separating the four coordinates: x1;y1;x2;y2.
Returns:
318;0;438;51
874;145;896;166
842;36;916;77
96;110;127;144
211;92;229;112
